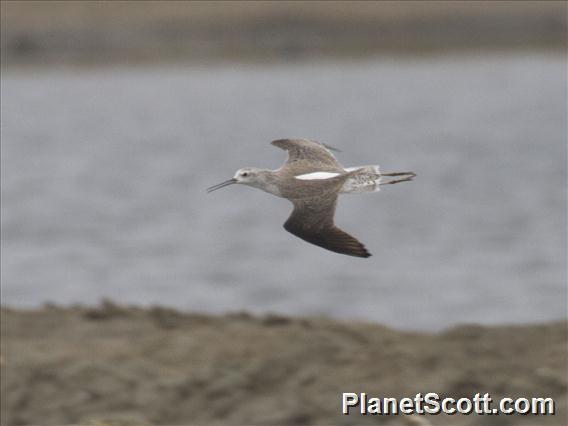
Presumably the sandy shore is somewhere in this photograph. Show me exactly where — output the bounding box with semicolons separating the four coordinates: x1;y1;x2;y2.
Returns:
1;302;566;425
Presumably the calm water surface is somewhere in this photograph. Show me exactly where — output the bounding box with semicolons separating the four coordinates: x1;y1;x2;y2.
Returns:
2;53;566;330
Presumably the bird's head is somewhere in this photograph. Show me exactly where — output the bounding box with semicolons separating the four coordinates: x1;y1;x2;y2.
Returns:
233;167;261;184
206;167;261;193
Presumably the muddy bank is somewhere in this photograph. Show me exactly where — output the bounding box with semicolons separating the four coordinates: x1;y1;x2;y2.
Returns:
1;1;565;66
1;302;566;425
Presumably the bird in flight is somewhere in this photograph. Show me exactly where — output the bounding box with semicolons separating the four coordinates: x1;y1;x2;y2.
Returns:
207;139;415;258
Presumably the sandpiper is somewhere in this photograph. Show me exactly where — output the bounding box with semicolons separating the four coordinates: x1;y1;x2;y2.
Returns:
207;139;415;258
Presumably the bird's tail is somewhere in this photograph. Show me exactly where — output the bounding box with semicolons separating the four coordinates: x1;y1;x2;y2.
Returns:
340;166;415;193
340;165;382;193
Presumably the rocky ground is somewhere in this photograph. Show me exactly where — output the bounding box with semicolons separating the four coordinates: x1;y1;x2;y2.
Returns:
1;302;566;425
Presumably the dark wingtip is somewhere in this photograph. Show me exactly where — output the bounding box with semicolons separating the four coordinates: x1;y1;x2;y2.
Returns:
348;243;372;258
322;143;342;153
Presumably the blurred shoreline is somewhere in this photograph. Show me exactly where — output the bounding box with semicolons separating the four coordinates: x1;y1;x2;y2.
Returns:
1;302;566;425
1;1;566;67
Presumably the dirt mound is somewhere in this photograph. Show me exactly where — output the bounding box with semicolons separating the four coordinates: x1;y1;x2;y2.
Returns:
1;302;566;425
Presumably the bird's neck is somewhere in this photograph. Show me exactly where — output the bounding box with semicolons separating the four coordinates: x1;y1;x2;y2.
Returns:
253;170;283;197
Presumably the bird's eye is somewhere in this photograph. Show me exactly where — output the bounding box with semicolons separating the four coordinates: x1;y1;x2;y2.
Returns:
242;172;248;177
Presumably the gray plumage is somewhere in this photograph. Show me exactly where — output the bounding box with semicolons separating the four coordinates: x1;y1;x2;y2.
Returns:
207;139;415;258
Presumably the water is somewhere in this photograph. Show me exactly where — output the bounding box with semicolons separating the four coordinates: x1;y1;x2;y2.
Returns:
2;53;566;330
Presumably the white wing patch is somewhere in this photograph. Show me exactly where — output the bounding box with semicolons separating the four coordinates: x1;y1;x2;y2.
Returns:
295;171;341;180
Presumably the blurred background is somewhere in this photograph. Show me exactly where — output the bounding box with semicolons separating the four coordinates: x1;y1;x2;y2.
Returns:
1;1;566;330
2;2;567;425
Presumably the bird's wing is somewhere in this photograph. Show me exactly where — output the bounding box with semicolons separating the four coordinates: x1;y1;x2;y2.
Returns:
271;139;344;174
283;195;371;258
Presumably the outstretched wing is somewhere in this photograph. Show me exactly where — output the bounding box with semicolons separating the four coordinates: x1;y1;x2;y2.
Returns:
271;139;344;174
283;196;371;258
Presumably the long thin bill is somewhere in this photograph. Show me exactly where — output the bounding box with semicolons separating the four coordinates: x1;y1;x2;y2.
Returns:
206;178;237;193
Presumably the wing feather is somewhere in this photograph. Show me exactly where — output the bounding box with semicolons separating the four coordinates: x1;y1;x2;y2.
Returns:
271;139;343;173
283;197;371;258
